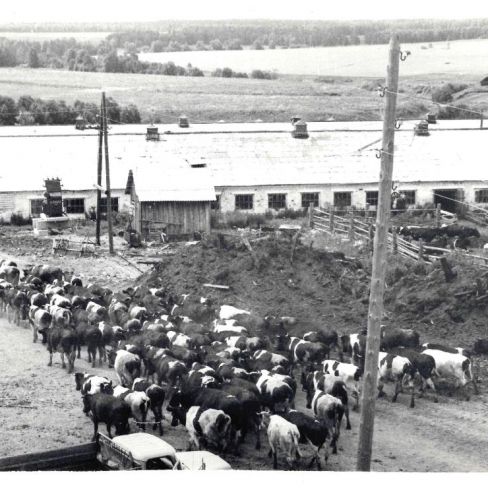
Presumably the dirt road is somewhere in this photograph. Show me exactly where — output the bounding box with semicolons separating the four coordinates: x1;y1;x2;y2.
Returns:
1;318;487;471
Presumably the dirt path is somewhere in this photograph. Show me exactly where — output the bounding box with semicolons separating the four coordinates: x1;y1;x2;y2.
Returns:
1;317;487;471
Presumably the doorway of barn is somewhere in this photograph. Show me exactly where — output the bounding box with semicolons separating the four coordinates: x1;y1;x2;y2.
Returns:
433;189;459;213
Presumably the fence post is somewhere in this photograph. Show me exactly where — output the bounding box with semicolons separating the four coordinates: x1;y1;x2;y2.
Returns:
418;238;424;261
349;215;355;241
392;226;398;255
329;206;335;233
368;224;374;250
308;203;314;229
435;203;441;228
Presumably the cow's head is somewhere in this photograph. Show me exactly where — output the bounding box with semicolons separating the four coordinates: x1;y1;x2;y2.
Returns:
211;412;232;452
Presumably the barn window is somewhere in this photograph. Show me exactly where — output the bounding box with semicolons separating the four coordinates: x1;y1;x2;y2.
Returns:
334;192;352;208
64;198;85;214
301;192;319;208
211;194;221;210
475;189;488;203
268;193;287;210
365;191;379;206
402;190;416;205
30;199;44;217
100;197;119;213
235;194;254;210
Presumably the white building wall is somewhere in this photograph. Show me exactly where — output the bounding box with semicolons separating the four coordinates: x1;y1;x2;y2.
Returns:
216;181;488;213
0;189;131;220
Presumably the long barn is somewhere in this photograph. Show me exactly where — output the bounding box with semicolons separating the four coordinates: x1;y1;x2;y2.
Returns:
0;119;486;232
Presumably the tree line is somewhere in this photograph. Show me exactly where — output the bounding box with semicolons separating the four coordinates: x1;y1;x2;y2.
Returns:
0;37;276;78
2;18;488;47
0;95;141;126
93;18;488;52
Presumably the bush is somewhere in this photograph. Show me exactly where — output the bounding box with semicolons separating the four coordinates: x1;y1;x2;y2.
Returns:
10;212;32;226
250;69;278;80
432;83;468;104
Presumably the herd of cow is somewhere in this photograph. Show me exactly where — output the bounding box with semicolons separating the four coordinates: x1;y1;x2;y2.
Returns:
1;258;487;470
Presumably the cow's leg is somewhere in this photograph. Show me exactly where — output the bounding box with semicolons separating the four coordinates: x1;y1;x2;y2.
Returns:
90;346;96;368
48;350;53;367
69;351;75;374
254;416;261;450
425;378;439;403
92;419;99;441
273;450;278;470
409;384;415;408
392;379;400;403
471;378;479;396
345;406;351;430
61;352;66;369
377;380;386;398
98;346;104;367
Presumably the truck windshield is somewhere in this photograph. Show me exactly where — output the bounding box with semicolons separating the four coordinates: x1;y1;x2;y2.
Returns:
146;457;177;470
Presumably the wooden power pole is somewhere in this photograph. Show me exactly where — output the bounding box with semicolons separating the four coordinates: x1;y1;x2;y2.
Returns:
102;92;114;255
95;103;103;246
356;35;401;471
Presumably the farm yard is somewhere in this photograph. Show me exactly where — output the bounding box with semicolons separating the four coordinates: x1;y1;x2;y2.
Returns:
2;222;488;471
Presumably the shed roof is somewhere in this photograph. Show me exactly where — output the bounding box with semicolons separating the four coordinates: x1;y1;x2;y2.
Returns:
0;120;486;194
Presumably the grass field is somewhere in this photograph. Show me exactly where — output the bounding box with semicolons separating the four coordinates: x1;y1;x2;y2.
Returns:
139;39;488;78
0;66;485;124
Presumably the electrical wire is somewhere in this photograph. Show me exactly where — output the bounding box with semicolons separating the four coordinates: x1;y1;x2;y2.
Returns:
383;88;484;117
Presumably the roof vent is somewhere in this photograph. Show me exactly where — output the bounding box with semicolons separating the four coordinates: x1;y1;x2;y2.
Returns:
426;112;437;124
75;114;86;131
291;120;309;139
146;126;160;141
290;116;301;125
414;120;430;136
178;115;189;128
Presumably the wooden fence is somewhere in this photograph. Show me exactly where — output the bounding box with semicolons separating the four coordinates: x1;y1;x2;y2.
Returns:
309;205;475;265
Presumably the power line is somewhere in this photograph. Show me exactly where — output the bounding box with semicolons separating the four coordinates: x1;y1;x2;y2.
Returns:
382;88;484;117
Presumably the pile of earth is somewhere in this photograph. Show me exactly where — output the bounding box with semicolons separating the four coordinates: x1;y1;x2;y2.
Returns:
137;233;372;336
384;256;488;348
138;232;488;350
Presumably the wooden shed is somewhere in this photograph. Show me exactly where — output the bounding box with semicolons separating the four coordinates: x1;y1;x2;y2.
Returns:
125;162;215;241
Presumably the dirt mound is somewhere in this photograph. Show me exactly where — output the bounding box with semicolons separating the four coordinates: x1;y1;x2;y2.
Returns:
138;233;488;349
138;234;371;336
384;256;488;348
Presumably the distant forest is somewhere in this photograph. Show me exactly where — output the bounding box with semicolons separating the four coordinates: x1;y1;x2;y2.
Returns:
1;18;488;50
0;18;487;76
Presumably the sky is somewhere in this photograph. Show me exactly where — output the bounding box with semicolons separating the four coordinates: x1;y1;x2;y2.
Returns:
2;0;488;23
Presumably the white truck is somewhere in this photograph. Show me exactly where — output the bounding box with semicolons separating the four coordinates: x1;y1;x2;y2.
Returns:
97;432;231;471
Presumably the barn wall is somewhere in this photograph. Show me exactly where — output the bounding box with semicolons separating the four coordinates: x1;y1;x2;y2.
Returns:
140;201;211;238
0;189;131;220
215;181;487;213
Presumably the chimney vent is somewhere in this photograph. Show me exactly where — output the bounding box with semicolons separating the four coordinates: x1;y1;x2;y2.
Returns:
178;115;189;128
291;120;309;139
146;126;160;141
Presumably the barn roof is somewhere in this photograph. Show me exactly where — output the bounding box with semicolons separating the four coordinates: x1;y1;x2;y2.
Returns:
0;119;486;194
129;155;216;202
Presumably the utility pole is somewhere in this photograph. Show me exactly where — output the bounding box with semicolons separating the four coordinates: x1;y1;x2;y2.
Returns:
95;104;103;246
102;92;114;255
356;35;400;472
